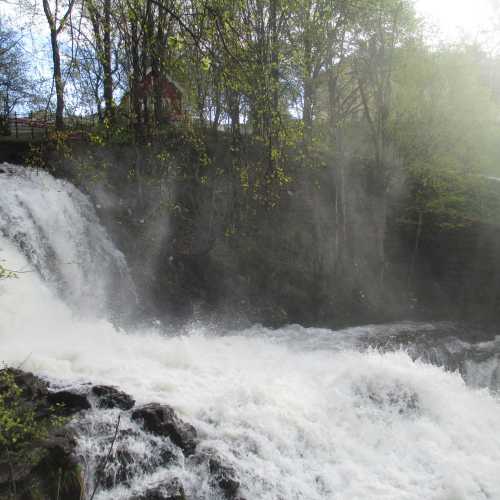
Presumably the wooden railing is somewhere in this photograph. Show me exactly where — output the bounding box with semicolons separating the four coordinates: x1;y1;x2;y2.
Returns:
3;113;99;140
5;113;52;139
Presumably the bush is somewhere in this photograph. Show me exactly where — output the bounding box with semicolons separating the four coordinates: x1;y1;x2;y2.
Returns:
0;369;61;452
0;368;75;500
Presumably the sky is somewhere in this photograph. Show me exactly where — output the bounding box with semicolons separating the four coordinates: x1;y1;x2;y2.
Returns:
1;0;497;46
0;0;498;78
415;0;497;47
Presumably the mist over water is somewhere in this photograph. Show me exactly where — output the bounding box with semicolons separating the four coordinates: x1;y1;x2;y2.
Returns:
1;164;500;499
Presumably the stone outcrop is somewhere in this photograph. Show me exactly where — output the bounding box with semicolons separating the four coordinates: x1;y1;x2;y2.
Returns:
0;369;84;500
48;389;91;415
131;403;198;455
0;368;245;499
92;384;135;410
130;478;186;500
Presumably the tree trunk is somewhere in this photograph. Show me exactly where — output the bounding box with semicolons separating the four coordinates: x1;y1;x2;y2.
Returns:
43;0;76;130
407;210;423;292
303;77;313;147
227;89;240;139
267;0;280;174
130;19;143;138
302;0;313;148
102;0;114;123
211;79;222;131
50;28;65;130
153;19;164;124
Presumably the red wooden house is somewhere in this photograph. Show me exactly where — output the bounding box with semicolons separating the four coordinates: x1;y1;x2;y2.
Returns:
122;68;184;122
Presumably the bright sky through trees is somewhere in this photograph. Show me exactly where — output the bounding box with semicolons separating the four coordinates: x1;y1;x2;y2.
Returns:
416;0;496;46
0;1;497;47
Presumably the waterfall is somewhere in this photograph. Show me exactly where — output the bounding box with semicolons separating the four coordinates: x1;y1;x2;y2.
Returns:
0;163;135;317
1;163;500;500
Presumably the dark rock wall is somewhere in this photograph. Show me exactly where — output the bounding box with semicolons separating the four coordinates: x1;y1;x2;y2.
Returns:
415;224;500;323
4;136;500;328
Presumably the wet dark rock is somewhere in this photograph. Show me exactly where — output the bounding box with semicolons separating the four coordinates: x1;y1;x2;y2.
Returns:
130;477;186;500
92;384;135;410
131;403;197;455
0;369;198;499
0;457;33;485
48;389;91;415
100;447;135;489
209;457;240;498
0;369;84;499
364;384;420;416
98;428;177;490
0;368;50;416
189;451;241;499
40;428;79;468
33;429;83;500
159;447;177;465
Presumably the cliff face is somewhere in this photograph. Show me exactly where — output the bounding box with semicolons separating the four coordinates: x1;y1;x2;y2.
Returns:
385;181;500;325
413;223;500;323
0;138;37;164
3;136;499;328
50;139;401;328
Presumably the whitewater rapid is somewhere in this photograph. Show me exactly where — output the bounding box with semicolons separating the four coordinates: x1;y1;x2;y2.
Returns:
1;164;500;500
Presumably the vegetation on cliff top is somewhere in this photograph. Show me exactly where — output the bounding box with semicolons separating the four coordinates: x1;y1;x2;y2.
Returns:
2;0;500;323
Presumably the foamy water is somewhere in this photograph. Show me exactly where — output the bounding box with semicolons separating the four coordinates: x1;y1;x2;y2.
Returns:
0;164;133;315
1;165;500;499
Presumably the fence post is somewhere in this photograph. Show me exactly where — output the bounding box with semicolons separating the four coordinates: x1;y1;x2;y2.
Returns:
31;112;34;139
14;112;18;139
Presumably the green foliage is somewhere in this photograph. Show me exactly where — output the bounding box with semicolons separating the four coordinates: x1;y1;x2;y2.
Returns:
0;20;32;125
390;43;500;230
0;264;17;280
17;0;500;231
24;143;48;170
0;371;39;450
0;369;82;500
0;370;65;455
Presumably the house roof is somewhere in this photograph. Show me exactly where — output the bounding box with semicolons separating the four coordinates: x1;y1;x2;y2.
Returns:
144;67;184;95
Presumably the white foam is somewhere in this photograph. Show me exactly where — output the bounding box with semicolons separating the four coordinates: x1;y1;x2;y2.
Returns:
0;164;132;314
1;166;500;499
2;240;500;499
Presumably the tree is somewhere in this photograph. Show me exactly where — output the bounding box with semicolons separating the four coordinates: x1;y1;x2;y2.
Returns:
351;0;417;284
0;21;30;134
42;0;77;129
390;43;500;288
85;0;115;122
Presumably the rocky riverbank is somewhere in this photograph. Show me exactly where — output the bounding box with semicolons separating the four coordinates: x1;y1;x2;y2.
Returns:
0;368;243;500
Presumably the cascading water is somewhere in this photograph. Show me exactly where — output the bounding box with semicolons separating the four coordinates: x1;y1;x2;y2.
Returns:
1;163;500;500
0;163;135;316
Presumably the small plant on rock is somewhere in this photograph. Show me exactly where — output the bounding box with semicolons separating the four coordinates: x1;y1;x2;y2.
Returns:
0;263;17;280
0;368;71;499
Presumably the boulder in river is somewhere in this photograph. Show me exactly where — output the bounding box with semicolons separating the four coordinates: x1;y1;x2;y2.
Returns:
130;477;186;500
48;389;91;415
131;403;197;455
0;368;50;417
92;384;135;410
209;456;241;499
98;429;177;490
190;450;242;499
